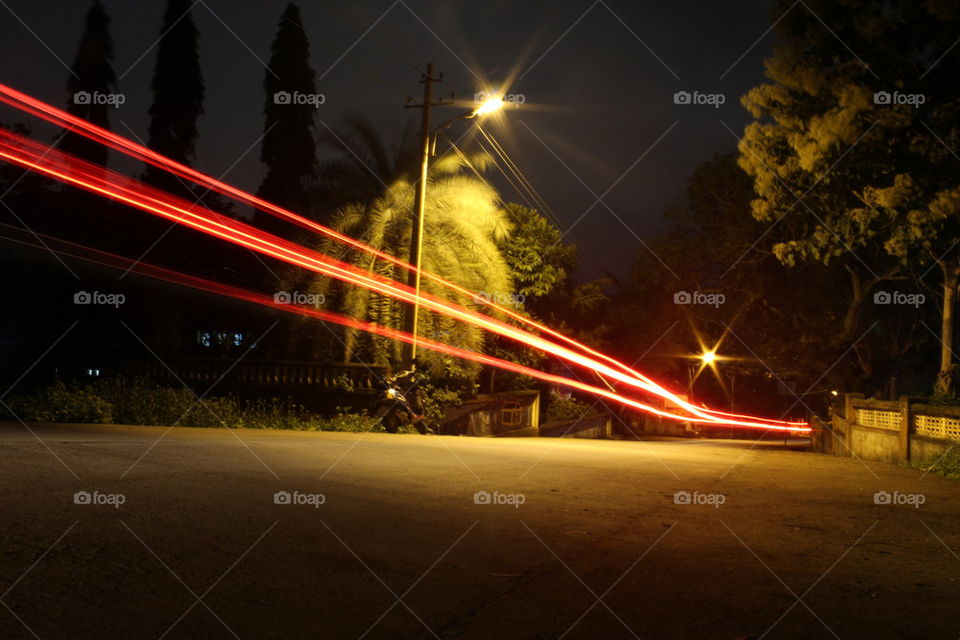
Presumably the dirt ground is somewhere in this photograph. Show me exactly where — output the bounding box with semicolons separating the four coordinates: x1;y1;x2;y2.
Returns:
1;422;958;639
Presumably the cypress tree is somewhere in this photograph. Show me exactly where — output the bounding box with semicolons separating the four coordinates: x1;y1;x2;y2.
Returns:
62;0;117;166
143;0;205;195
257;3;319;224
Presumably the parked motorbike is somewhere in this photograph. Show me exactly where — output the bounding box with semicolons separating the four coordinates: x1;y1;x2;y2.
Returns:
372;369;433;434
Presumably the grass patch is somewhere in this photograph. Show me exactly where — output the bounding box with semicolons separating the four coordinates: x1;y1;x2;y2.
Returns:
2;378;385;432
908;443;960;480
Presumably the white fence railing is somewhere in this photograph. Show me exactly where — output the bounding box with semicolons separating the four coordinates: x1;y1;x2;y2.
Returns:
914;414;960;441
855;408;901;431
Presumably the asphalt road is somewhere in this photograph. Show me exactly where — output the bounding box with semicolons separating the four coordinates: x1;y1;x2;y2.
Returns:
1;422;958;639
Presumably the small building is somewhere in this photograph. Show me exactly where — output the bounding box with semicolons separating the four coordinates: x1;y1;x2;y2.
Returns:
441;390;540;436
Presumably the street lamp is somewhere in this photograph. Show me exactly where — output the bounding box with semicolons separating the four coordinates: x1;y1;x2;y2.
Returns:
472;95;506;116
687;349;720;398
428;95;505;156
402;64;508;370
689;347;741;414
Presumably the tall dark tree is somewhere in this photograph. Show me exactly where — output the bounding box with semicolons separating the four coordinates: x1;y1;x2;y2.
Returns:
143;0;205;194
257;3;318;229
740;0;960;394
62;0;117;166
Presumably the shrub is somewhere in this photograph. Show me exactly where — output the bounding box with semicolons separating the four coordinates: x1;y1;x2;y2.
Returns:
909;444;960;480
95;378;198;425
545;394;594;423
419;382;462;427
304;409;383;432
3;378;385;432
5;380;113;424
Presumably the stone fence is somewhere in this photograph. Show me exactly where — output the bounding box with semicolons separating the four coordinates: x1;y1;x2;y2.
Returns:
816;394;960;464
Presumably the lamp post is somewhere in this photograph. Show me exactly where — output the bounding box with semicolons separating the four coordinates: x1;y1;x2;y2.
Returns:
687;349;716;397
402;64;506;370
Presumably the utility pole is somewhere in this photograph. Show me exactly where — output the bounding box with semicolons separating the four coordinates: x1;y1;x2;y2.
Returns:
402;63;445;370
399;65;501;370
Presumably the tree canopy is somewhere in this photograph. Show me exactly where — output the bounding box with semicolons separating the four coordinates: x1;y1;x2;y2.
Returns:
739;0;960;394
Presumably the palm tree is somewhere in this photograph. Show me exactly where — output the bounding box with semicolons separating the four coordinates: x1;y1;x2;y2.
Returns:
315;116;418;209
273;114;515;381
315;115;492;212
292;152;513;375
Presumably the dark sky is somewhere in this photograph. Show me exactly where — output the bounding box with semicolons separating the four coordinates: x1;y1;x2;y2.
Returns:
0;0;777;280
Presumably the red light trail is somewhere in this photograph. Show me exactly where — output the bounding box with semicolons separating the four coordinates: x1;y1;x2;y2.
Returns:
0;222;806;432
0;86;808;432
0;82;790;428
0;133;807;431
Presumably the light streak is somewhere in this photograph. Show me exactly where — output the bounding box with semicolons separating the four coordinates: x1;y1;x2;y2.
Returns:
0;129;807;430
0;222;808;433
0;82;797;426
0;95;808;430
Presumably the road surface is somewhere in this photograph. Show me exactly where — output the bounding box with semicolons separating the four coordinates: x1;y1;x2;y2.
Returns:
1;422;958;639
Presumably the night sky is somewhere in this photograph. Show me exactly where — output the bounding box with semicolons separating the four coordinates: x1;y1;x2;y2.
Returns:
0;0;776;280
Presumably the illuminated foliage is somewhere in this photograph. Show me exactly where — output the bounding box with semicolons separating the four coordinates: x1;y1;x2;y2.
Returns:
499;203;575;300
739;0;960;393
309;165;513;376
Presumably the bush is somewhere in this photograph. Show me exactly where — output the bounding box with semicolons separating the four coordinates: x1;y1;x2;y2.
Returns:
419;382;462;427
545;394;594;423
94;377;204;426
3;378;385;432
301;409;383;432
5;380;113;424
909;444;960;480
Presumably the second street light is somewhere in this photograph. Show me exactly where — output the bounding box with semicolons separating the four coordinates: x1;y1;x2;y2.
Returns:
687;348;719;398
402;63;506;370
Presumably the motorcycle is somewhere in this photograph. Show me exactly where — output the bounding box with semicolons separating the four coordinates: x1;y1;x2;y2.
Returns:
372;369;433;434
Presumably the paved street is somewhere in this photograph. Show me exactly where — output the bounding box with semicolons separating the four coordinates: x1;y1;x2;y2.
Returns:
1;422;958;639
